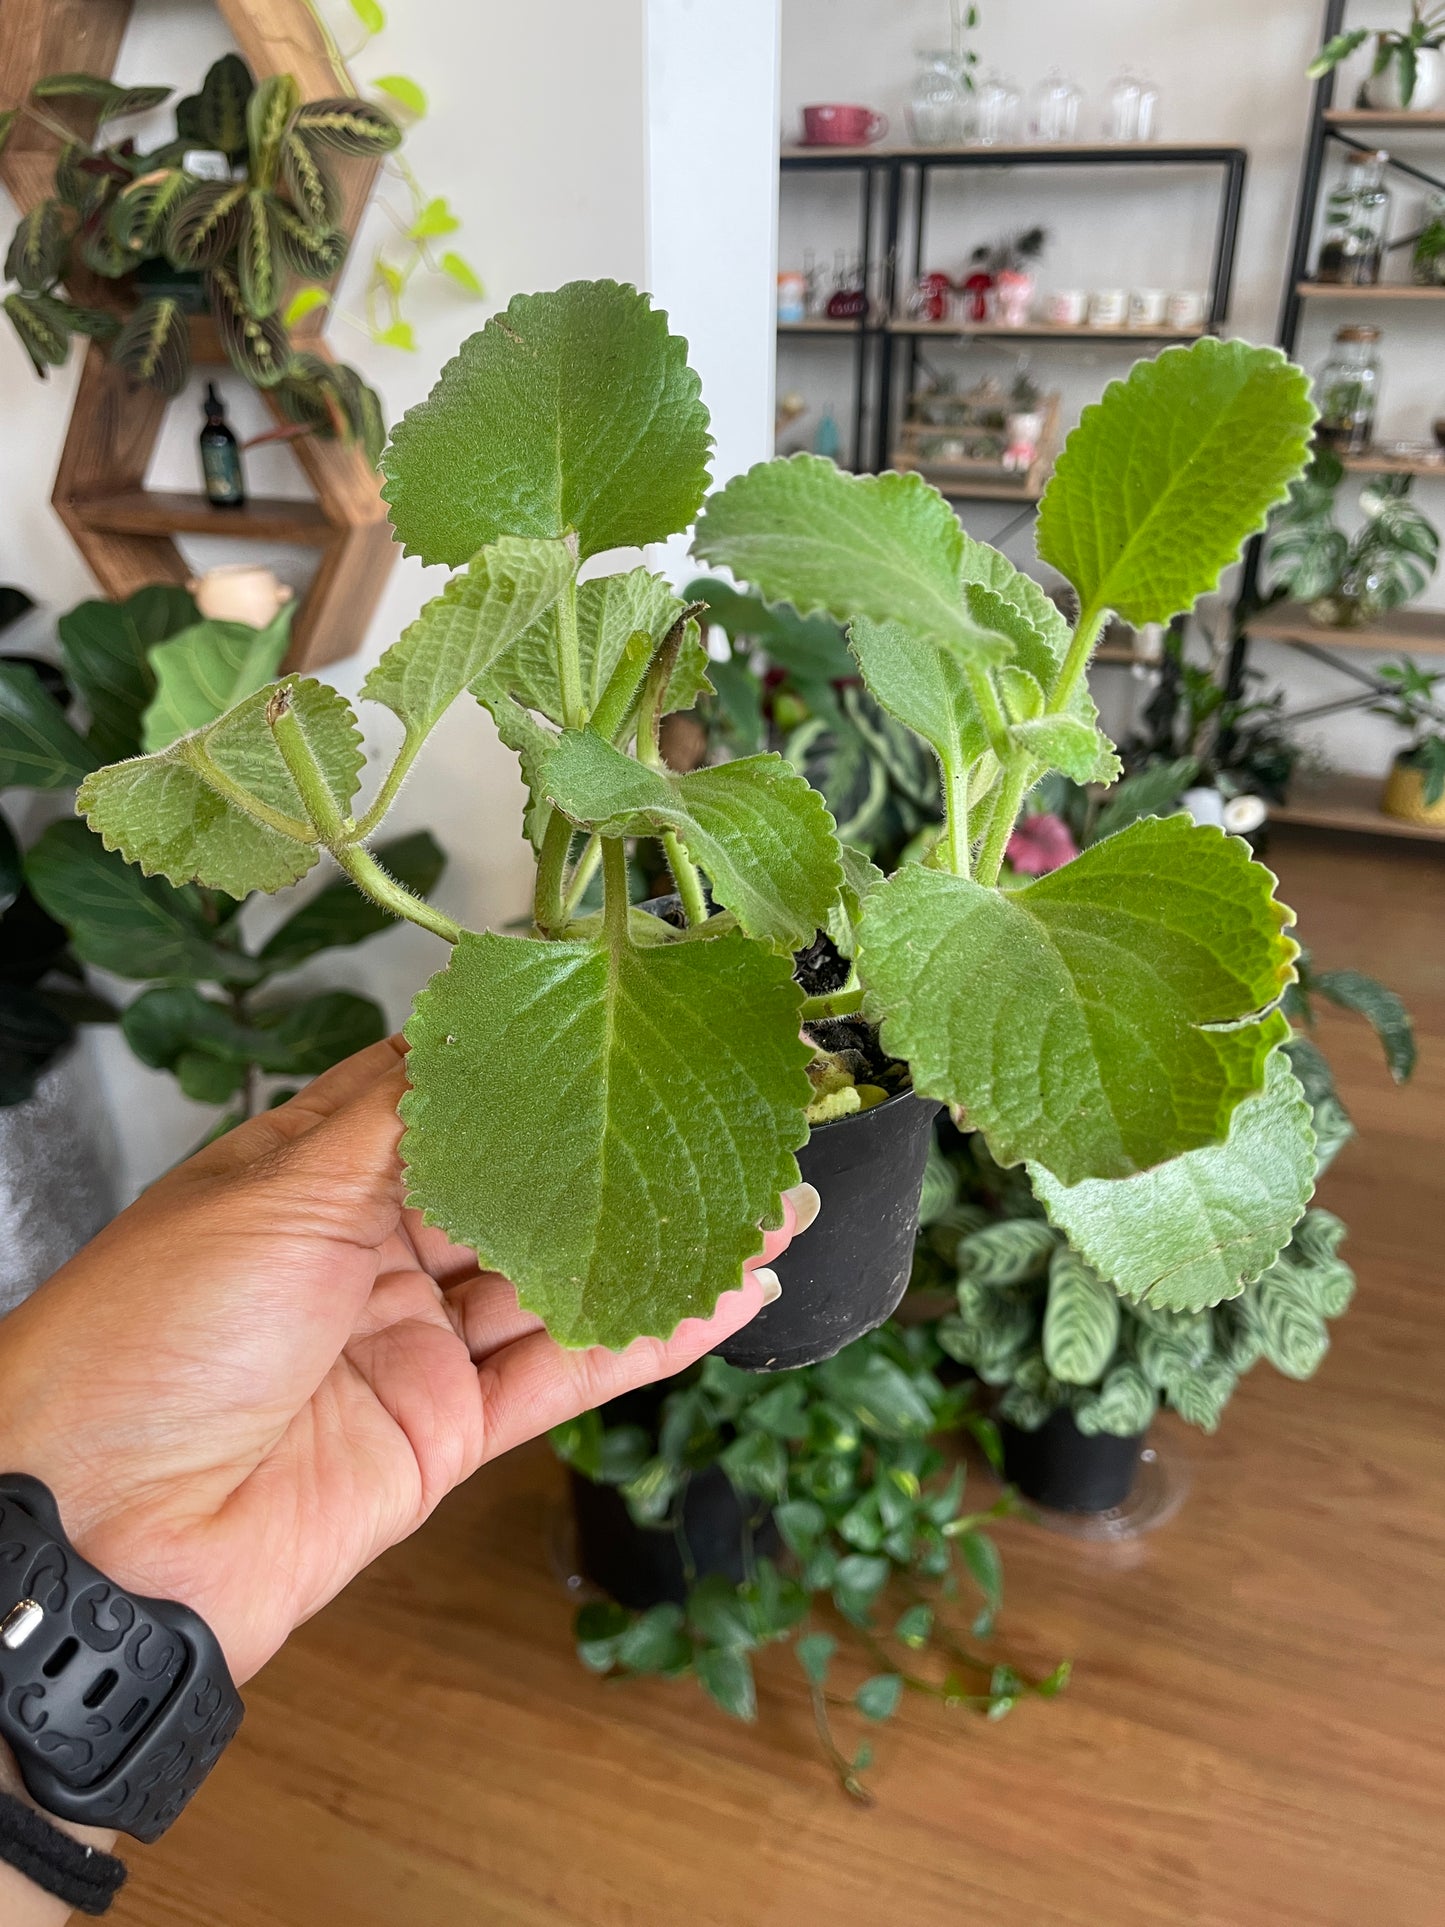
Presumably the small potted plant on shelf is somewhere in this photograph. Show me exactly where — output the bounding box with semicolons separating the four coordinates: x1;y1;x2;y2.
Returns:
920;950;1414;1513
0;55;399;450
1371;655;1445;824
75;283;1319;1379
1266;448;1439;627
1308;3;1445;112
989;225;1048;328
551;1320;1069;1800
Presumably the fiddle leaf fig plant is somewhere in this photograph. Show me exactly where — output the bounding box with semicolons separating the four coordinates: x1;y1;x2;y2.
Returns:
76;285;1319;1355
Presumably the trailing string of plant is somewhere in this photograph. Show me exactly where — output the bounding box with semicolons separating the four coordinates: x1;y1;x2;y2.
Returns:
76;281;1322;1376
0;581;440;1124
302;0;486;347
552;1328;1067;1800
0;57;402;456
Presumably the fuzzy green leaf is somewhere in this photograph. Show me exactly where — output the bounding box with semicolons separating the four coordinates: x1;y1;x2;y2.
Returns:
77;676;362;898
1036;339;1316;626
541;730;842;953
1030;1050;1316;1312
25;819;255;986
142;608;293;751
0;664;97;788
694;456;1006;663
859;814;1299;1185
1041;1247;1120;1384
58;584;197;763
256;830;445;972
362;538;576;741
399;927;811;1349
382;280;711;566
1072;1363;1156;1438
491;568;710;729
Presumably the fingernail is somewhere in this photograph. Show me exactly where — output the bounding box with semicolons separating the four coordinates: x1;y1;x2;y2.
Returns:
782;1181;822;1234
753;1266;782;1305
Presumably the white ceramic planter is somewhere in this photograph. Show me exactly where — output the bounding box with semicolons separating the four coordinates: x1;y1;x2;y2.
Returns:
1363;45;1444;111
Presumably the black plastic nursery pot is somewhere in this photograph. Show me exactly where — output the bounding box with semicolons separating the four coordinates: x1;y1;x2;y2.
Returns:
1000;1408;1147;1515
570;1465;776;1611
714;1086;942;1375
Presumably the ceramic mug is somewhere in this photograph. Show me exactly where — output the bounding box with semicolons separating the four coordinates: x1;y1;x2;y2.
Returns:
801;103;889;146
1129;287;1167;328
1088;288;1127;328
1166;289;1206;330
1044;288;1087;326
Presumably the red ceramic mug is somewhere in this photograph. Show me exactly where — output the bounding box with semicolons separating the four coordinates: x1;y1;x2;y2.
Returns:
801;103;889;146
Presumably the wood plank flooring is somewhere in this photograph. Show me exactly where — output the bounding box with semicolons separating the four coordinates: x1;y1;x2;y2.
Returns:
116;829;1445;1927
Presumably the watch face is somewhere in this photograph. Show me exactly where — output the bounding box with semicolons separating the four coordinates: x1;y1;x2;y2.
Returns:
0;1476;243;1841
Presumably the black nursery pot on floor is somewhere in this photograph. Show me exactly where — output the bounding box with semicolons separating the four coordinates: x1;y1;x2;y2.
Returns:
1001;1408;1147;1514
570;1464;775;1611
714;1087;942;1375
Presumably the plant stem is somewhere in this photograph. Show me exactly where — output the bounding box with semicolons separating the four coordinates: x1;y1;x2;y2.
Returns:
973;758;1036;888
664;831;709;926
560;833;602;918
1047;602;1108;719
534;809;574;937
807;1683;873;1805
181;737;316;844
590;628;657;745
352;728;426;840
942;760;972;878
801;983;865;1023
267;689;461;943
556;576;585;729
602;836;631;949
964;663;1013;764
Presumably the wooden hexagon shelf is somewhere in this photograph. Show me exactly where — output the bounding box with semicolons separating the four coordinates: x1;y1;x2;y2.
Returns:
0;0;397;671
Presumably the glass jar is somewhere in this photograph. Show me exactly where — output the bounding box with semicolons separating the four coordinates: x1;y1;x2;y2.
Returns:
973;71;1021;145
909;51;968;145
1412;189;1445;286
1315;324;1382;455
1030;71;1083;142
1102;70;1159;142
1314;151;1392;285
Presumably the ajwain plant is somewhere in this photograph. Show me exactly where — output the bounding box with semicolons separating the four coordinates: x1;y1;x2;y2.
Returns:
76;281;1320;1357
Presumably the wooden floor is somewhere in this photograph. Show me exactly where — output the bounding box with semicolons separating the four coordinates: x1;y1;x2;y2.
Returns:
119;831;1445;1927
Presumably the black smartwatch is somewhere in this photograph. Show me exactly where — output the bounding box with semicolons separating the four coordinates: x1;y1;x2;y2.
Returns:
0;1475;243;1843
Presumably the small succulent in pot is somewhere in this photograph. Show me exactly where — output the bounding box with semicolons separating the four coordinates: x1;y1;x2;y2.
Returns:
75;281;1320;1370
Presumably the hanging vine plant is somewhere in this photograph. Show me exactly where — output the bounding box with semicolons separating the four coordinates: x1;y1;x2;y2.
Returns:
0;55;399;460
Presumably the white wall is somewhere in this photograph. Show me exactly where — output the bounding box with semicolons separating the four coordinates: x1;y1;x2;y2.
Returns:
2;0;780;1193
778;0;1445;772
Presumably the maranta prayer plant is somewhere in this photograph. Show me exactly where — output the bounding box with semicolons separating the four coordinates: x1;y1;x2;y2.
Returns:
76;280;1320;1351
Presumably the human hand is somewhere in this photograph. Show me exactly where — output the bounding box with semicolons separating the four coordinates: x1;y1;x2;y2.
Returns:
0;1038;812;1687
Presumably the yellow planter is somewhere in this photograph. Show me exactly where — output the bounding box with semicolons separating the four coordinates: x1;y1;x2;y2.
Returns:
1380;759;1445;827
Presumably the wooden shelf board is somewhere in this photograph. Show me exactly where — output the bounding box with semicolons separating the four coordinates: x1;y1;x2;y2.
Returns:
1092;644;1146;665
1296;280;1445;299
906;471;1046;502
887;319;1202;341
776;319;871;334
1325;108;1445;128
1340;449;1445;477
71;489;333;545
1270;772;1445;841
1245;602;1445;654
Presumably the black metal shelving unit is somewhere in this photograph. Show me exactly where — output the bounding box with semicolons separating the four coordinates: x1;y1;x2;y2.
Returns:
1225;0;1445;842
778;138;1247;490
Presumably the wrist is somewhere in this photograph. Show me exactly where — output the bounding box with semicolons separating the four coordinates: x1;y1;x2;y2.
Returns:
0;1740;119;1925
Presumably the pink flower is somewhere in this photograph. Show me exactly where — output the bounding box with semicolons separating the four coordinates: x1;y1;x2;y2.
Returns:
1006;812;1078;877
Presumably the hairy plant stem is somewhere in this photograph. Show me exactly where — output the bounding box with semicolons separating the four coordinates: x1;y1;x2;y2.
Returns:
664;832;709;926
556;576;586;729
635;627;708;926
973;758;1036;888
534;809;574;936
560;833;602;918
590;628;656;744
601;836;631;948
801;983;865;1023
942;762;972;877
964;663;1013;765
266;689;461;943
353;727;425;840
1047;602;1109;720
